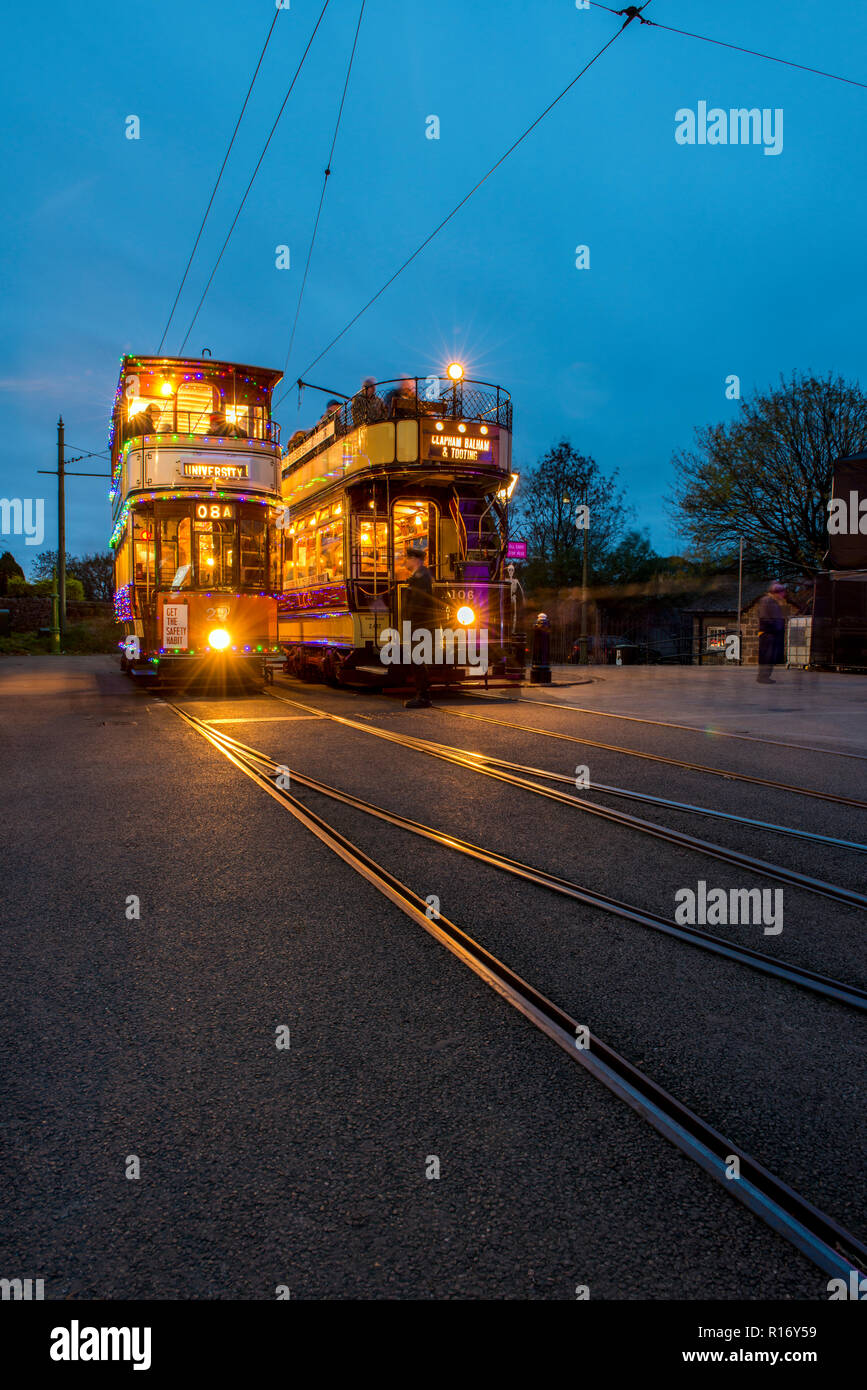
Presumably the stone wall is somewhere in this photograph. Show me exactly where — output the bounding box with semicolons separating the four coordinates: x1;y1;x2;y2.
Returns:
694;598;799;665
0;597;113;632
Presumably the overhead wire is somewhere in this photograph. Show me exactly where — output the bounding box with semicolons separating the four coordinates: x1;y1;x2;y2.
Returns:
274;0;366;410
296;4;651;381
156;8;284;353
177;0;332;356
590;1;867;89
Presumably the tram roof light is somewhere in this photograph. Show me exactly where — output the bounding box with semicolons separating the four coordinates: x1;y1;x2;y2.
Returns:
160;381;173;396
447;362;464;382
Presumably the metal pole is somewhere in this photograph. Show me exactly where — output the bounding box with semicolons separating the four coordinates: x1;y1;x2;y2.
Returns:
50;572;60;654
579;495;589;664
736;537;744;665
57;416;66;634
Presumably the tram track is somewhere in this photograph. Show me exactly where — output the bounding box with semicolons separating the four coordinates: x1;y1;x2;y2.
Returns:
263;690;867;912
167;705;867;1011
165;698;867;1286
464;689;867;764
438;705;867;811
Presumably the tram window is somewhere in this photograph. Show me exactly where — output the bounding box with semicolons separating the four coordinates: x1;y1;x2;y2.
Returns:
133;513;155;589
282;536;294;589
317;520;344;583
158;515;192;587
299;531;315;584
393;501;436;574
351;516;388;579
195;519;234;588
176;381;217;435
268;517;280;593
239;517;266;588
226;404;250;437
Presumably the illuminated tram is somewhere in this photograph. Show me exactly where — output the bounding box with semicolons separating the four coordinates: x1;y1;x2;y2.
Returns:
278;366;522;687
109;354;283;687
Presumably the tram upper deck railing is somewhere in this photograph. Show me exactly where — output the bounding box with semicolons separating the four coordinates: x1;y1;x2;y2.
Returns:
284;377;512;460
119;410;281;446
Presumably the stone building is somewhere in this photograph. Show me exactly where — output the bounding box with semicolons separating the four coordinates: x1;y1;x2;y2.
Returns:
685;581;800;666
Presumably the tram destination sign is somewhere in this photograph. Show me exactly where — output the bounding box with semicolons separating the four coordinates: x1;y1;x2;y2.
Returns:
423;422;497;466
182;462;249;480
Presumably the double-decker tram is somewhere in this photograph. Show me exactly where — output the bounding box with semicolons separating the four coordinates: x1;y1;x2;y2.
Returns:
278;365;522;687
109;354;283;688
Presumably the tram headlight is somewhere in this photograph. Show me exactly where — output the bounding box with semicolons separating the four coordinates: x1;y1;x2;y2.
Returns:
209;628;231;651
456;606;475;626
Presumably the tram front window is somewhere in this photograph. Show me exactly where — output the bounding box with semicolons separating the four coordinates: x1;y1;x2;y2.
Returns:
393;501;436;574
196;519;234;588
239;517;265;587
159;515;192;588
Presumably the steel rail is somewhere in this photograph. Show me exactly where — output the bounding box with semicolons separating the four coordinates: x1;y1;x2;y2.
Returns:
166;699;867;1285
264;691;867;912
179;713;867;1013
464;690;867;763
440;706;867;811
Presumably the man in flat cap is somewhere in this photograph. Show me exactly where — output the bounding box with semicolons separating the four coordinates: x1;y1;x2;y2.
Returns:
757;580;787;683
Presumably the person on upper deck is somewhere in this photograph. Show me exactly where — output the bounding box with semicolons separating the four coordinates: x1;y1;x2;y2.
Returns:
125;401;161;438
385;377;418;418
351;377;387;426
208;409;232;437
316;400;343;428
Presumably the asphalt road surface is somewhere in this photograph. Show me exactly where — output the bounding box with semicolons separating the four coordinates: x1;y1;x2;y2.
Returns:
1;656;865;1300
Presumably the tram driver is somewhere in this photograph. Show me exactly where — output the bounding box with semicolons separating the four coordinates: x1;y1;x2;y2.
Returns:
403;541;435;710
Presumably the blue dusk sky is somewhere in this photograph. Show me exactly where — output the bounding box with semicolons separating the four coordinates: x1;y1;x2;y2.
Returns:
2;0;866;569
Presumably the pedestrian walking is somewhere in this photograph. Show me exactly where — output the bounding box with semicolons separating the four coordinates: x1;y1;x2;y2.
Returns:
757;581;787;683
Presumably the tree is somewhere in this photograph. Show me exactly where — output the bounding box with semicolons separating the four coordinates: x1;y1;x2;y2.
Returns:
0;551;25;595
27;550;113;600
70;553;114;601
669;372;867;577
29;550;76;584
34;574;85;600
602;529;664;586
513;440;631;589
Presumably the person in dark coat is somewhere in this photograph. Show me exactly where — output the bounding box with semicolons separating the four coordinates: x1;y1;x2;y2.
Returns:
403;542;435;708
756;581;786;683
385;376;418;418
352;377;387;426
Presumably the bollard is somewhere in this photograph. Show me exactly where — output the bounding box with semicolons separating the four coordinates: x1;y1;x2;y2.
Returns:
530;612;552;684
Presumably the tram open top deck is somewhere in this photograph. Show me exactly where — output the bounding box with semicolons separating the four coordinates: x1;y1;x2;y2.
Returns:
110;355;283;516
281;374;512;508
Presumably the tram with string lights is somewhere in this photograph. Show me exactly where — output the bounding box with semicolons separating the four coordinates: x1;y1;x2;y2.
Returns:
109;354;283;687
277;364;522;687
